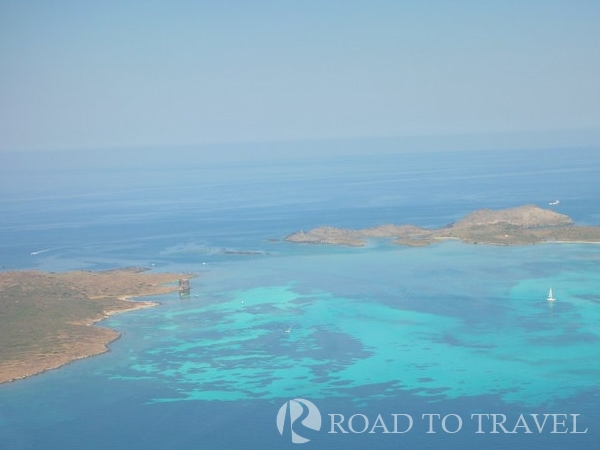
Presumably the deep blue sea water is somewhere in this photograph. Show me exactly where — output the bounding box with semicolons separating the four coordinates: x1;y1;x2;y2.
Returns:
1;145;599;449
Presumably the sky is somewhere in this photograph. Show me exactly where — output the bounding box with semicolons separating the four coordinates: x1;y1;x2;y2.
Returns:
1;0;599;153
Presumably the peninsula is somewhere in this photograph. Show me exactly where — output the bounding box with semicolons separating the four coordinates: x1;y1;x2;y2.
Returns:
0;268;192;384
285;205;600;247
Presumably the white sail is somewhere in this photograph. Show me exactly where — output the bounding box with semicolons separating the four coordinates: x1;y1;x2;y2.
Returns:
547;288;556;302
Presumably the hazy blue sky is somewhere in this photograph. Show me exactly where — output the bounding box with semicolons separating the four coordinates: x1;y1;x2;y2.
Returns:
1;0;599;152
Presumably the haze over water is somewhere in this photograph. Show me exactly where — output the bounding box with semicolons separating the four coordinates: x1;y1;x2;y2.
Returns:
0;145;599;449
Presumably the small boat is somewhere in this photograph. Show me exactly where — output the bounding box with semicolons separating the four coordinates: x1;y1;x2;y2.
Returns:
285;327;292;334
547;288;556;302
548;199;560;206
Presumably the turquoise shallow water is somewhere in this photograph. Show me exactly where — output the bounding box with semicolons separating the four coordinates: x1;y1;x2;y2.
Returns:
0;147;599;449
97;241;600;407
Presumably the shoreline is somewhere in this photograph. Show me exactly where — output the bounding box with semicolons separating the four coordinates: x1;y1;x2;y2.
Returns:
285;205;600;248
0;268;192;385
0;300;158;385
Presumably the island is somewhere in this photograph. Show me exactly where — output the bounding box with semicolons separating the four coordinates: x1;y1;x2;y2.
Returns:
285;204;600;247
0;268;192;384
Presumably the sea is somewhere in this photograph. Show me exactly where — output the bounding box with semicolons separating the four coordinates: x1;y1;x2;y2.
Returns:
0;144;599;450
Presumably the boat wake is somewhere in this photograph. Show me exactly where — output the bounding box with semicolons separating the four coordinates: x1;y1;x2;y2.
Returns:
30;248;53;256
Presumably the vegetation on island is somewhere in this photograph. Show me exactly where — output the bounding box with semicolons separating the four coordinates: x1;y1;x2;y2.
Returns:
0;268;192;384
285;205;600;247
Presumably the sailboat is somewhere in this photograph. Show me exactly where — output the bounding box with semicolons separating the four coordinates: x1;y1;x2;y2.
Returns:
547;288;556;302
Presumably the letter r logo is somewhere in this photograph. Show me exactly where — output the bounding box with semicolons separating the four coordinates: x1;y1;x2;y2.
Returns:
277;398;322;444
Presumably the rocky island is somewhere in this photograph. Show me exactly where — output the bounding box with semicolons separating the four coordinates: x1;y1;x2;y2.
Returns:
286;205;600;247
0;268;192;384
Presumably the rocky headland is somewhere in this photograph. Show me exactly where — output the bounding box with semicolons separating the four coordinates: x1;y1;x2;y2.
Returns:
285;205;600;247
0;268;193;384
